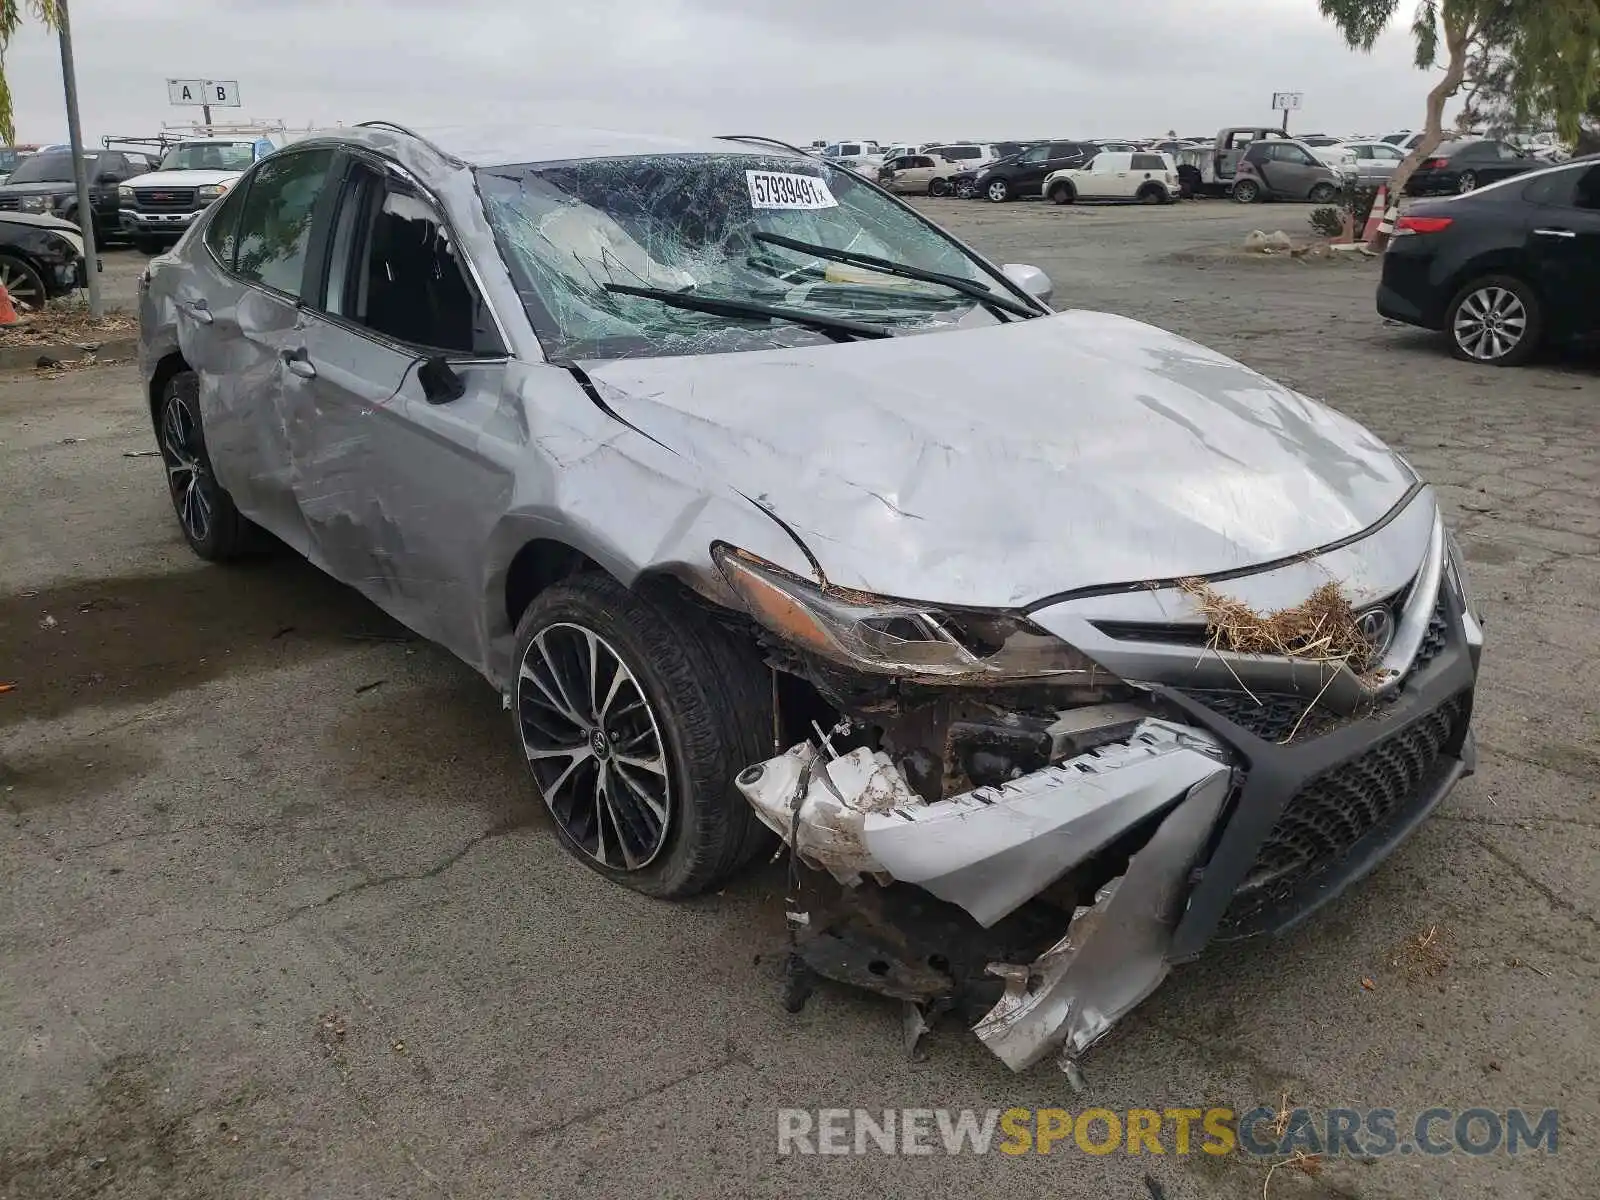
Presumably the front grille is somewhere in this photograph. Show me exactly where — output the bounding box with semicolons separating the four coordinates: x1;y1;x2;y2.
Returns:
1413;597;1450;671
133;187;197;212
1226;693;1469;924
0;197;19;211
1179;689;1351;743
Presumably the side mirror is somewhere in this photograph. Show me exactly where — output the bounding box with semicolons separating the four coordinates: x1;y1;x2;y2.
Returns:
419;356;466;404
1002;264;1053;306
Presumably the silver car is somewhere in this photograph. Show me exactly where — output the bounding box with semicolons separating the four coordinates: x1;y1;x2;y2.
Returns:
138;124;1482;1073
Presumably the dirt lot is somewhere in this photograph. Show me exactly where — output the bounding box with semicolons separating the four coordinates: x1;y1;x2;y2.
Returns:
2;199;1597;1200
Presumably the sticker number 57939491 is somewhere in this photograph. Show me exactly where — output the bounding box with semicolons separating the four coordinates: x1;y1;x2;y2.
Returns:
746;171;838;210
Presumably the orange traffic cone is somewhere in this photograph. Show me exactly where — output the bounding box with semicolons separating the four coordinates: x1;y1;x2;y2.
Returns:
0;284;17;326
1361;185;1389;242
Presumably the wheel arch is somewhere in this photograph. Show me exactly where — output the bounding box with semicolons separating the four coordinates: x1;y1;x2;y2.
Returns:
147;351;191;434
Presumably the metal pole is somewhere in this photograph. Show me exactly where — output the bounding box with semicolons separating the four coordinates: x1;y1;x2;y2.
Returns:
55;0;102;318
1281;107;1290;134
203;103;212;125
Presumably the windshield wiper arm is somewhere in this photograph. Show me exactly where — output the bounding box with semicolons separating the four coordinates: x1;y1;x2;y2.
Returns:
604;283;894;342
751;231;1040;321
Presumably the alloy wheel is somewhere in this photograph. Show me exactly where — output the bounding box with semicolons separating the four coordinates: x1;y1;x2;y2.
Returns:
987;181;1008;202
1452;286;1527;361
1457;172;1477;193
159;390;213;543
0;259;44;311
517;621;672;870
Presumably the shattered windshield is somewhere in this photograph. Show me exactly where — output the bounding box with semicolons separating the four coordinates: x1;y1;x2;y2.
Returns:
159;142;256;171
477;153;1021;360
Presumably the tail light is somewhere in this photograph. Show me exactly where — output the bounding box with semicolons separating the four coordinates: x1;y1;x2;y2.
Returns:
1421;157;1450;170
1395;215;1453;235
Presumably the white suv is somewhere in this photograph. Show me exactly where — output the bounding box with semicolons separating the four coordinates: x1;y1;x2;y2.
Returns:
1043;151;1178;204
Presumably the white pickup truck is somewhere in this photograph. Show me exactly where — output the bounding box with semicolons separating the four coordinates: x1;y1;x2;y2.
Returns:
119;132;298;254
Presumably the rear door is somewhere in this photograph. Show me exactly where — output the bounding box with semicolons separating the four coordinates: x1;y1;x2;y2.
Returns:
178;145;344;545
1131;153;1169;197
1523;163;1600;342
287;153;514;658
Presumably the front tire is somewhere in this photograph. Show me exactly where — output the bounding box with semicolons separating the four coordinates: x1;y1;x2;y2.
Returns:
1446;275;1541;367
156;370;261;559
0;254;47;312
512;574;774;898
986;179;1011;203
1048;182;1075;205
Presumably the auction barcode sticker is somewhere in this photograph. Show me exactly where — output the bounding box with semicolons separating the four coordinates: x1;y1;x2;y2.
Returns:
746;171;838;210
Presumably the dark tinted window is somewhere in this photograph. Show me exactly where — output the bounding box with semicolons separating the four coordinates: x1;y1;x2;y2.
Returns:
912;156;935;169
232;148;335;296
4;151;78;183
1132;153;1166;171
1527;164;1600;210
331;176;479;353
203;177;250;268
1047;142;1082;159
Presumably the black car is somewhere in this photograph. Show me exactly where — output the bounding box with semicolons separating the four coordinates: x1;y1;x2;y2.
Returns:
1378;158;1600;365
0;149;155;243
974;140;1097;202
0;212;88;311
1405;139;1537;196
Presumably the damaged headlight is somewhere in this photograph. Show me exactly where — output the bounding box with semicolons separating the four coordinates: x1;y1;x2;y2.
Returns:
713;545;1104;681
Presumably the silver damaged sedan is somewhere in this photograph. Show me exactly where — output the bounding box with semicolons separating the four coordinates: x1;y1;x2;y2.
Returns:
138;124;1483;1073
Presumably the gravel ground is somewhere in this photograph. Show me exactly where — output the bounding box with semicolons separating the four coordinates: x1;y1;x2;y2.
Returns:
2;197;1596;1200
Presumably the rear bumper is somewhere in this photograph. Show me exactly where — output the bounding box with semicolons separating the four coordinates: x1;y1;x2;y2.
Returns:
1378;251;1447;330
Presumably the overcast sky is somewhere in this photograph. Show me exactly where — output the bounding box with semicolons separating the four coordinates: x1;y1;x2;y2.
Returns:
6;0;1450;147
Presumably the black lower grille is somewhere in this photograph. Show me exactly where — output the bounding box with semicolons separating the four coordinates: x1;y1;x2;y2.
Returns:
0;197;19;211
1226;693;1469;924
133;187;197;212
1179;689;1350;743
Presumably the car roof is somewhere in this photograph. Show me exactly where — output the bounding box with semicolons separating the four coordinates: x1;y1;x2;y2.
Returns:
318;124;814;170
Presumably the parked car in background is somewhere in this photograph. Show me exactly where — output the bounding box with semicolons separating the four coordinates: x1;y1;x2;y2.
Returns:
1232;139;1350;203
138;123;1481;1073
974;140;1097;201
1089;140;1141;154
0;148;154;243
1332;140;1409;185
1406;139;1538;196
120;131;299;254
925;143;998;172
877;152;966;196
820;141;883;171
0;211;88;310
0;144;40;184
1379;158;1600;365
1044;151;1178;204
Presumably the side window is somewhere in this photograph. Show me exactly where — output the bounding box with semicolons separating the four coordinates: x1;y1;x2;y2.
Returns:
913;156;935;169
330;168;481;354
1377;145;1404;161
232;148;336;296
1574;166;1600;211
1496;142;1523;160
203;176;251;269
1083;155;1102;172
1132;153;1165;171
1019;145;1049;163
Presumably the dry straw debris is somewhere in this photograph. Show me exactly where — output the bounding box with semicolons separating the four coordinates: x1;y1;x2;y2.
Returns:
1179;579;1373;667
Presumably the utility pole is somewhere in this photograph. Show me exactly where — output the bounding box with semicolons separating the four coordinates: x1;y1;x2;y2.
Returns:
55;0;102;318
202;103;212;125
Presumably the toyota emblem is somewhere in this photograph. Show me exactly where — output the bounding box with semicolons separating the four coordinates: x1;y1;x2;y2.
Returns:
1355;605;1396;662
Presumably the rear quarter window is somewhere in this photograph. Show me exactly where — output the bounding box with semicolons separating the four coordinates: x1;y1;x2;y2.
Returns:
1132;154;1166;171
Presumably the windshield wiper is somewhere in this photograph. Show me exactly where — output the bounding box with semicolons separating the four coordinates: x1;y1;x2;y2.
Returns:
751;231;1040;321
604;283;894;342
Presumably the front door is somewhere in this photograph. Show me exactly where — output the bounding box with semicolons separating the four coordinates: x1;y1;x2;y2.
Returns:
1009;145;1052;194
284;156;514;661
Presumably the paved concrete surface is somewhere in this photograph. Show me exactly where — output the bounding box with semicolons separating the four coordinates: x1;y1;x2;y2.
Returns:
2;199;1596;1200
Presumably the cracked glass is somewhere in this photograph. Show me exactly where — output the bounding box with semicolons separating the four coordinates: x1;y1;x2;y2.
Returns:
477;153;1019;361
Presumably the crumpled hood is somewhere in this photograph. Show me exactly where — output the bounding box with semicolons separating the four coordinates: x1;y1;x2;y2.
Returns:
584;310;1412;608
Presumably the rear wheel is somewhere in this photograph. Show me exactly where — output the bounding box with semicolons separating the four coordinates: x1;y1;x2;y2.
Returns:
512;573;774;898
156;370;262;559
1446;275;1541;367
1457;171;1479;193
928;178;951;197
0;254;47;312
1308;182;1339;203
1232;179;1261;204
1137;184;1163;205
986;179;1011;203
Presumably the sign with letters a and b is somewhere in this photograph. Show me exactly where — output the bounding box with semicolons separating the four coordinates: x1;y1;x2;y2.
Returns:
167;79;241;107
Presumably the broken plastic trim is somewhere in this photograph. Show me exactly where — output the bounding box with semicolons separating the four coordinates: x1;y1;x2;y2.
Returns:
973;769;1233;1072
713;545;1104;682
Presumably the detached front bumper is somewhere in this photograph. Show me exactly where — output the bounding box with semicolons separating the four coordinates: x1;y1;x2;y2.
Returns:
735;511;1481;1072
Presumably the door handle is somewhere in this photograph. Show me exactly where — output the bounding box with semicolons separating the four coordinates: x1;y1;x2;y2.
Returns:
180;299;213;325
281;350;317;379
1533;228;1576;238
